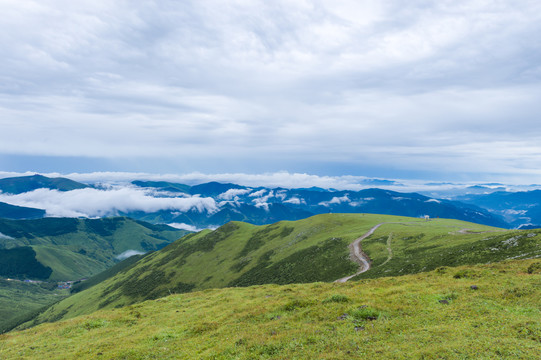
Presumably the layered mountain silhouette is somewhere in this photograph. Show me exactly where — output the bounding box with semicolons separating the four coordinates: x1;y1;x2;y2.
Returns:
0;175;512;228
0;202;45;220
0;174;88;194
129;180;508;228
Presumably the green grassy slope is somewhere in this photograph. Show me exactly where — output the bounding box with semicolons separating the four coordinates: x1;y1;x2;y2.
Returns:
0;255;147;334
355;219;539;280
18;214;407;326
0;246;52;279
0;201;45;220
70;254;146;294
2;259;540;359
0;280;69;334
22;213;540;329
0;217;188;281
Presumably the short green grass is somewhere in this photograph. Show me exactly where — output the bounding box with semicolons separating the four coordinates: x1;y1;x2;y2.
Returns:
1;259;540;359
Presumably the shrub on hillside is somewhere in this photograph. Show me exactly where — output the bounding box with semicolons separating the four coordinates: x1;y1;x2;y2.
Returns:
322;294;351;304
527;262;541;274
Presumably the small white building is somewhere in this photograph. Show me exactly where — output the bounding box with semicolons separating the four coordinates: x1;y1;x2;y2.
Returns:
424;215;430;221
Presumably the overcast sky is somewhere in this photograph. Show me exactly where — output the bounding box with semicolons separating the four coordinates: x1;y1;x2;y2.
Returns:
1;0;541;183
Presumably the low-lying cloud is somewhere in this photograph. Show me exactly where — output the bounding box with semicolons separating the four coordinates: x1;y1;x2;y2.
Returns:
319;195;351;207
217;188;251;200
283;197;305;205
0;187;217;218
116;250;146;261
167;223;218;232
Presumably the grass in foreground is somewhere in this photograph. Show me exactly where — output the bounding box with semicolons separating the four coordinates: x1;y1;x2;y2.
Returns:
1;258;540;359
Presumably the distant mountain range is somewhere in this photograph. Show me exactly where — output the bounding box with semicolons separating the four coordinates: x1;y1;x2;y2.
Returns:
0;174;527;229
126;180;508;228
0;174;88;194
454;190;541;228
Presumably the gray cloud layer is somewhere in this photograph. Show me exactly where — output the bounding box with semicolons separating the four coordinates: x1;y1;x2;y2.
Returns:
2;170;538;193
1;1;541;180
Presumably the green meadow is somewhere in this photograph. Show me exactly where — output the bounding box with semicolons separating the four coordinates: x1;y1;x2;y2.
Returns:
1;258;540;359
0;279;69;334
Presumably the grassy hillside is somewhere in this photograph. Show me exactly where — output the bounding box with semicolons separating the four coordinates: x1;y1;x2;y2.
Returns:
0;279;69;334
69;254;146;294
355;219;540;280
21;213;541;329
0;201;45;220
2;259;540;359
0;217;188;281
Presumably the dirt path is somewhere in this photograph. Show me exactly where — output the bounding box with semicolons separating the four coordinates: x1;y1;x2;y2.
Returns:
334;223;384;283
334;220;437;283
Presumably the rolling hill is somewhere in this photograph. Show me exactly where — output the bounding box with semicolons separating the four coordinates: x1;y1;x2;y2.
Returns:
18;213;541;330
0;217;188;281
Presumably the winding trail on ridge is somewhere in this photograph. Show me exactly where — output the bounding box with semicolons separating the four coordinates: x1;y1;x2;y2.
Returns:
334;223;385;283
334;219;502;283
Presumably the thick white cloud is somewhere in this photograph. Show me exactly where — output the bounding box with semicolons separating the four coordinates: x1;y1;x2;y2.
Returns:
1;1;541;180
217;188;251;200
249;189;267;197
249;190;275;211
319;195;351;207
167;223;217;232
0;187;217;218
283;197;306;205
